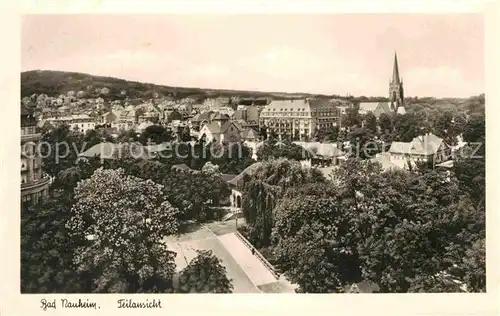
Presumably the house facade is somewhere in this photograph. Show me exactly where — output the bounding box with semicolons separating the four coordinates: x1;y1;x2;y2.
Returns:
21;105;50;207
389;133;450;169
198;114;243;143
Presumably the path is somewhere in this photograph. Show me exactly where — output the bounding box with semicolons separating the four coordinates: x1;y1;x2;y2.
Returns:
218;233;276;286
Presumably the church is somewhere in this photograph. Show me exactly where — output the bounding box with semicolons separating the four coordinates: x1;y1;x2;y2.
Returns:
389;52;406;114
358;52;407;116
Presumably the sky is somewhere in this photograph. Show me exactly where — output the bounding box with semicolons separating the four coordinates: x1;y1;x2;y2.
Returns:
21;14;484;97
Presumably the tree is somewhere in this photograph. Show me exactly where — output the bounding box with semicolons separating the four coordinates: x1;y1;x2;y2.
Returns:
139;125;173;145
201;162;220;175
240;158;324;247
21;195;88;293
325;125;339;142
256;139;311;162
272;194;357;293
40;125;83;177
66;168;180;293
347;127;380;160
392;113;420;142
241;180;281;248
364;112;378;136
178;250;233;293
342;107;361;128
378;112;393;141
116;129;139;143
210;141;254;174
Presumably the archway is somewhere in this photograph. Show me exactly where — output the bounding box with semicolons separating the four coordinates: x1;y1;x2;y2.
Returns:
236;195;242;208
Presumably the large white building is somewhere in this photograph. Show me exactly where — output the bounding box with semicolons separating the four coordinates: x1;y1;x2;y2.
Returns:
45;114;97;134
259;99;339;140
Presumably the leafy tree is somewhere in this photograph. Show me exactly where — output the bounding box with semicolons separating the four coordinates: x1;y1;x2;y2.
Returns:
347;127;380;160
325;125;339;142
363;112;378;136
241;180;281;248
40;125;83;177
21;195;88;293
139;125;173;145
392;113;420;142
378;112;393;141
256;139;311;162
66;168;180;293
241;159;324;247
342;107;361;128
178;250;233;293
210;141;254;174
272;194;357;293
83;128;114;148
116;129;139;143
201;162;221;175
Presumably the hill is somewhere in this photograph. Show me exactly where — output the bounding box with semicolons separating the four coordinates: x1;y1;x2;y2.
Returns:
20;70;334;101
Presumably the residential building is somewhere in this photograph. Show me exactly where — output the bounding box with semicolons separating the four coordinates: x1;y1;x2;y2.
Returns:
198;114;243;143
112;109;136;131
190;111;214;131
21;105;50;207
388;133;451;169
46;114;97;134
259;99;338;140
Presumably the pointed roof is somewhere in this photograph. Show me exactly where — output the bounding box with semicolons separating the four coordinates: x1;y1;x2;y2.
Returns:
392;52;401;83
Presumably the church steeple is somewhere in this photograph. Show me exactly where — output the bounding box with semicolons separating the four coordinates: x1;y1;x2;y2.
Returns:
392;52;401;84
389;51;405;111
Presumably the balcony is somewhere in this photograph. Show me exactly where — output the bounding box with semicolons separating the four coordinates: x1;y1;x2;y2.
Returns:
21;132;42;143
21;175;50;192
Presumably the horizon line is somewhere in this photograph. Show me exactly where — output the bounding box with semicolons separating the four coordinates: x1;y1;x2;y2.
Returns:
21;68;485;100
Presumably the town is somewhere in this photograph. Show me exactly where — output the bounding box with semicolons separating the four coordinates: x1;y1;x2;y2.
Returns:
20;49;486;294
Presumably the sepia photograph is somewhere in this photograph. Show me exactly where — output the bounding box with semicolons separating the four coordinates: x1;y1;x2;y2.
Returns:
19;12;486;297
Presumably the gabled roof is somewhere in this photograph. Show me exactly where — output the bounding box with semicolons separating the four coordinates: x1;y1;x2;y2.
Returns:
389;141;412;154
203;122;222;134
389;133;444;156
191;111;213;122
221;173;238;183
212;113;230;121
359;102;390;116
292;141;344;158
241;128;259;139
221;120;243;133
78;142;152;160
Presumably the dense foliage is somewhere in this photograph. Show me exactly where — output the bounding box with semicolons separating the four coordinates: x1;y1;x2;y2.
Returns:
66;168;180;292
178;250;234;293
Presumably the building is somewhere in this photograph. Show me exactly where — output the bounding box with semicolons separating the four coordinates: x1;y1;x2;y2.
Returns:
21;105;50;207
198;114;243;143
358;102;392;118
389;52;406;113
388;133;451;169
46;114;97;134
259;99;338;140
227;162;264;209
293;141;345;167
234;106;260;127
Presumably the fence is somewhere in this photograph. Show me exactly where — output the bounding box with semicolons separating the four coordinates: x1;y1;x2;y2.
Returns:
234;231;280;280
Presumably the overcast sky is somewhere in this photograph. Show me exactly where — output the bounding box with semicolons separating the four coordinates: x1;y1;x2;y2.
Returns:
21;14;484;97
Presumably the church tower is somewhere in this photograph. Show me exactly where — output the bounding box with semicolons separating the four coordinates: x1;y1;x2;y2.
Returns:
389;52;405;111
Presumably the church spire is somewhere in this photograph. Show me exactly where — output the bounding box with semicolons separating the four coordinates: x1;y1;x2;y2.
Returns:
392;51;400;84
